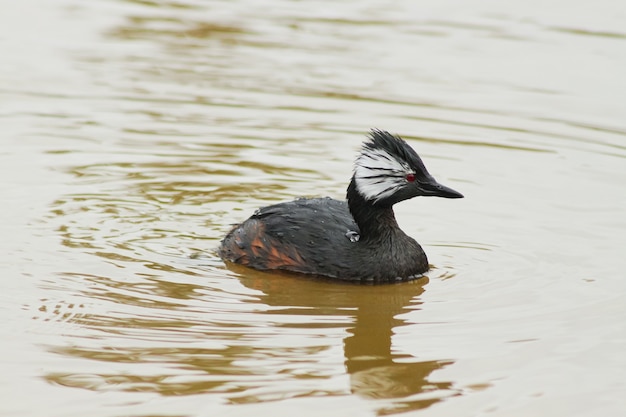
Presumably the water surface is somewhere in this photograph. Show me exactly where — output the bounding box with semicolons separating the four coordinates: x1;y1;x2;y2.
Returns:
2;0;626;416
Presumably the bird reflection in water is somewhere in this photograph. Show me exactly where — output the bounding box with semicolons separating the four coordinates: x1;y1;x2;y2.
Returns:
236;266;457;412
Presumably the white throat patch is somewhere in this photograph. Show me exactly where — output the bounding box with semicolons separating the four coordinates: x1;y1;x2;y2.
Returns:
354;147;413;203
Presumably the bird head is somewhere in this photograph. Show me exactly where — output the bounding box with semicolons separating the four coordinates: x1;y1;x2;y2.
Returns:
353;129;463;206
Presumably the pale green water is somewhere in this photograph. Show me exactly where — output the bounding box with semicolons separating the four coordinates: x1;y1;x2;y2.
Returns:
1;0;626;416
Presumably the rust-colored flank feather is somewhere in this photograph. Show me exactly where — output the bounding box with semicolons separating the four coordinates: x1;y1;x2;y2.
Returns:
220;218;306;271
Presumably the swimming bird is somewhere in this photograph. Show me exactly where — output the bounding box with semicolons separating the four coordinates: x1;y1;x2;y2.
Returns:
219;129;463;283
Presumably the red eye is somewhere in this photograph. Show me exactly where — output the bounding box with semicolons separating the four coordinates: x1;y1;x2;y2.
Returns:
406;173;416;182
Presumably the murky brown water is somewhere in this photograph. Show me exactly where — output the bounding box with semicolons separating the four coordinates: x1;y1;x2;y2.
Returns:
2;0;626;416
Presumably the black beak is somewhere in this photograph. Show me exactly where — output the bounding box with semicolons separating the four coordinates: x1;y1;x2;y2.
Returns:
421;177;464;199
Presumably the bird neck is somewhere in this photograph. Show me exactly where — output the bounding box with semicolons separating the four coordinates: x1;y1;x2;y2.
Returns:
347;177;401;240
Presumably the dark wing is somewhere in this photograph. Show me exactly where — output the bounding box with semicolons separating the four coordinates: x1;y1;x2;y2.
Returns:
219;198;359;276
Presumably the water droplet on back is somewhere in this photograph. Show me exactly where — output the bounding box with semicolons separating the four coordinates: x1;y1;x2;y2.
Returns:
345;230;360;242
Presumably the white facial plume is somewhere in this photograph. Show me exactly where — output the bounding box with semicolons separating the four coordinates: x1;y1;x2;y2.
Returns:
354;146;414;203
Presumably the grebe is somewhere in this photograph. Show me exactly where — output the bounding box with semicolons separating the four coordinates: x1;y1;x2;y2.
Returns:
219;129;463;283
